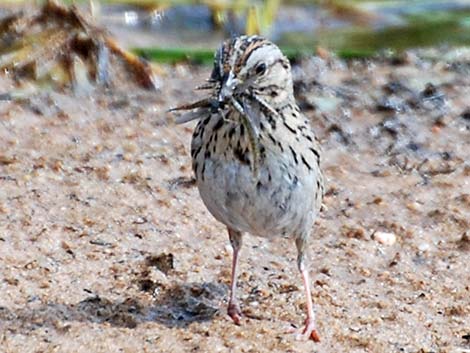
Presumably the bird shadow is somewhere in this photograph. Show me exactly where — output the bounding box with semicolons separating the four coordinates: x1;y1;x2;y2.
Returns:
0;281;227;334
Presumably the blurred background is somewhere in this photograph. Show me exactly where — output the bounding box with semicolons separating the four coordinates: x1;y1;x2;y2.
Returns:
3;0;470;63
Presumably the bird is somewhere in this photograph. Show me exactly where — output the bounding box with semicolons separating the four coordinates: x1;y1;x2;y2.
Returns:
171;35;324;342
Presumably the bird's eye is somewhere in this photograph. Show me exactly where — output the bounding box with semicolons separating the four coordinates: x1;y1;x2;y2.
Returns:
255;63;267;75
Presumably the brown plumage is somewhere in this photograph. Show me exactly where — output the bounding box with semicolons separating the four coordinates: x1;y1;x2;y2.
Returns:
173;35;324;342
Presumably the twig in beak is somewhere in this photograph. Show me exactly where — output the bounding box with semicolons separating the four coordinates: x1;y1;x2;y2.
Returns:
253;94;279;117
168;97;215;112
174;108;211;124
169;97;217;124
231;97;261;179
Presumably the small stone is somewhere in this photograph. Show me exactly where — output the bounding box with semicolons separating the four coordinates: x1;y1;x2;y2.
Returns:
372;231;397;246
406;202;421;212
372;196;383;205
341;225;366;239
0;155;16;165
123;153;133;161
123;141;137;153
418;243;431;252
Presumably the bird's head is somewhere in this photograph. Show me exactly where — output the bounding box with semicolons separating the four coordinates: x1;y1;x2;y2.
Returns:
170;36;293;126
210;36;294;108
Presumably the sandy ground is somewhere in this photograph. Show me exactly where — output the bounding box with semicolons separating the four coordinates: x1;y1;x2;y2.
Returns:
0;51;470;353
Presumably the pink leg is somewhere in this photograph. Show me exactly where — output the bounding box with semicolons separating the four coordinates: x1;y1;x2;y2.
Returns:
295;236;320;342
299;267;320;342
227;228;243;325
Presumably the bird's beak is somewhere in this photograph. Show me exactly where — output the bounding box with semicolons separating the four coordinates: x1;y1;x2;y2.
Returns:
219;71;241;103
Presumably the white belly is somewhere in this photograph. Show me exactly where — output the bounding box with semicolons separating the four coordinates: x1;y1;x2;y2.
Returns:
197;152;319;238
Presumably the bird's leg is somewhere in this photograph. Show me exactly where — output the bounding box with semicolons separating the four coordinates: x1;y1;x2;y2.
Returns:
227;228;243;325
295;236;320;342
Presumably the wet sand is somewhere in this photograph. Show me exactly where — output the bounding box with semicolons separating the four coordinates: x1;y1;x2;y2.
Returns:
0;51;469;352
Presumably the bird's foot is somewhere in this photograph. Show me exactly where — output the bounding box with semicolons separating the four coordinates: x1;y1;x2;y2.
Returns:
297;318;320;342
227;302;242;325
286;319;320;342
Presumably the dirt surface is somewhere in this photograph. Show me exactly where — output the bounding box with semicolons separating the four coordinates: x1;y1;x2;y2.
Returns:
1;51;470;353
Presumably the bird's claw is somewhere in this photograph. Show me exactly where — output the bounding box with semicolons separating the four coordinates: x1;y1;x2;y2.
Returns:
287;319;320;342
228;302;242;325
296;318;320;342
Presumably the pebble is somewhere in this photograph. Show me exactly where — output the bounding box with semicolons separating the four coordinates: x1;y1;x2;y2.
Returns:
373;231;397;246
418;242;431;252
406;201;421;212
